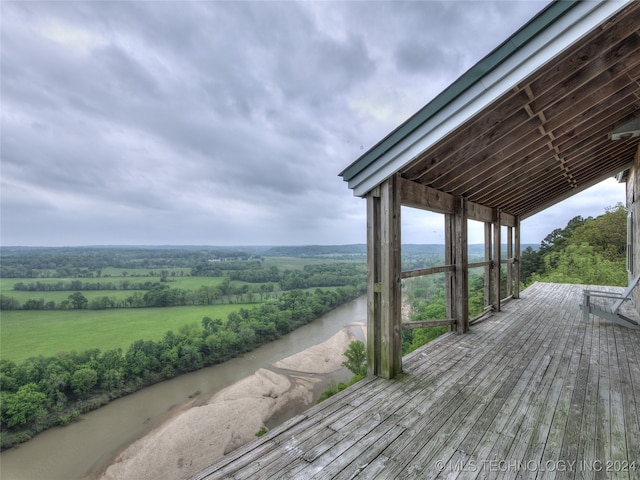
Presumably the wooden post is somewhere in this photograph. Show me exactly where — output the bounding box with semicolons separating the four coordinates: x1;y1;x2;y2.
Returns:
493;210;501;312
366;175;402;379
380;175;402;378
514;218;521;299
366;189;381;377
484;222;492;309
445;214;455;328
455;197;469;333
507;226;513;298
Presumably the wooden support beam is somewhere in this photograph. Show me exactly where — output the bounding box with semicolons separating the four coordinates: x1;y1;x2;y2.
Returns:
399;177;516;226
366;190;381;377
514;218;521;299
455;197;469;333
400;177;456;214
381;175;402;378
484;222;492;310
401;319;456;329
401;265;454;279
507;226;513;298
493;210;502;312
366;175;402;380
467;201;495;225
469;260;492;268
445;213;455;326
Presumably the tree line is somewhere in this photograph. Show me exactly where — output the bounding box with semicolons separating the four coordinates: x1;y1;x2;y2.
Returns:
0;285;364;449
0;283;277;311
12;280;165;292
192;262;367;288
1;264;367;311
0;247;256;279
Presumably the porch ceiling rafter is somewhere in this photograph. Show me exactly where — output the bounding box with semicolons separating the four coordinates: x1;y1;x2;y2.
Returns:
340;0;640;221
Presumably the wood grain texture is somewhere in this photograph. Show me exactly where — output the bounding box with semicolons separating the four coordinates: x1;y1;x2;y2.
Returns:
396;4;640;219
193;282;640;480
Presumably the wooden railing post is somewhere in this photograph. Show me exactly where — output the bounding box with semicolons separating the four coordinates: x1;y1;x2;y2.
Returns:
484;222;492;310
445;214;455;327
455;197;469;333
514;218;521;299
366;188;381;377
493;210;501;312
507;226;513;298
366;175;402;379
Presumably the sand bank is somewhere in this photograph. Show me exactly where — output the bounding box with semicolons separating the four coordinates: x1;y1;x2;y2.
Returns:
99;325;363;480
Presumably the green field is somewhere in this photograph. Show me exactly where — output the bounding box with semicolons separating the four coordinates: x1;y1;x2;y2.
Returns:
262;257;347;270
99;267;190;276
0;288;149;304
0;275;256;305
0;256;362;364
0;275;228;291
0;304;254;363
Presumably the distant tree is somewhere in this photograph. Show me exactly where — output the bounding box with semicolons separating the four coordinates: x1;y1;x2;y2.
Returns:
523;205;626;284
2;383;48;427
67;292;88;310
0;359;18;392
528;205;627;286
539;215;587;255
531;243;626;286
202;317;223;336
520;246;542;285
70;368;98;398
0;295;21;310
567;203;626;261
317;340;368;404
341;341;367;377
101;368;124;391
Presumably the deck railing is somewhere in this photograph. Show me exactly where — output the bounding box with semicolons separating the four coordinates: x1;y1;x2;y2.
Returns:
400;254;519;331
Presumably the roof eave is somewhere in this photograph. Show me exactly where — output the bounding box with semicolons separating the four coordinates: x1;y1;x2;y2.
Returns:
340;0;632;198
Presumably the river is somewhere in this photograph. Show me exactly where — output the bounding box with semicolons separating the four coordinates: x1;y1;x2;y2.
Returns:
0;296;367;480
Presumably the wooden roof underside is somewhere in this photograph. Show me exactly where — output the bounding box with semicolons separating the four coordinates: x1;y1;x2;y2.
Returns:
399;2;640;220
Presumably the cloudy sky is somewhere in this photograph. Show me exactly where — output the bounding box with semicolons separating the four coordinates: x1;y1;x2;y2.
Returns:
1;1;625;247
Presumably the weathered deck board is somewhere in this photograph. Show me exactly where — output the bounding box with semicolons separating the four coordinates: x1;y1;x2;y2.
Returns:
193;283;640;480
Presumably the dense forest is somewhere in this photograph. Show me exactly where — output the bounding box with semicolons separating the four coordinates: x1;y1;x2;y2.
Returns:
520;203;627;287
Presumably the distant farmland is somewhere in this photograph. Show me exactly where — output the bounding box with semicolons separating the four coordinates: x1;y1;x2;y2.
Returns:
1;303;256;363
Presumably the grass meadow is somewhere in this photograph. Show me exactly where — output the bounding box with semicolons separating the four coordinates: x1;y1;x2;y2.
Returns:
0;257;354;364
0;276;264;304
262;257;343;270
1;304;255;363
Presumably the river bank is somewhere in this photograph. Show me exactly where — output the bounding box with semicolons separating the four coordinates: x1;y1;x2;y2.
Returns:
98;324;365;480
0;296;367;480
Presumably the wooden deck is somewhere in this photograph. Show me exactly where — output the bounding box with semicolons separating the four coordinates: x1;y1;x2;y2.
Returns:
193;282;640;479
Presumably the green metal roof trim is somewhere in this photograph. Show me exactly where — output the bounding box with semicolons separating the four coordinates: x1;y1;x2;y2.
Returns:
339;0;579;182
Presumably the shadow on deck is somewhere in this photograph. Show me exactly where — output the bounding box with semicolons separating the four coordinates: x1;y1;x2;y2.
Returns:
193;282;640;479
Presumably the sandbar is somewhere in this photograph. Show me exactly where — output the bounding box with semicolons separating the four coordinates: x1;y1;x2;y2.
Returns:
99;325;363;480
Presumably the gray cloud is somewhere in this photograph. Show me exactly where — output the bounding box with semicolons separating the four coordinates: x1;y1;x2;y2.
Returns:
1;0;624;247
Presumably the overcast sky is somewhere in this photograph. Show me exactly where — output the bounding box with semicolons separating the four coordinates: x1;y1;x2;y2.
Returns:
1;1;625;247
